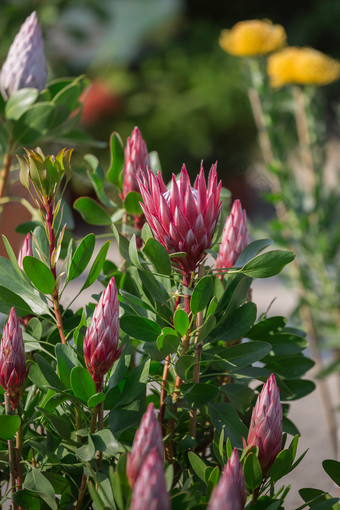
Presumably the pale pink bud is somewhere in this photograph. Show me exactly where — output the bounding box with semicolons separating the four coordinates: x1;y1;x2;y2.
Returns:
18;233;33;270
138;163;222;274
0;11;47;101
208;449;246;510
216;199;249;278
83;277;122;390
123;126;150;199
0;308;29;409
127;403;164;487
246;374;282;474
129;450;171;510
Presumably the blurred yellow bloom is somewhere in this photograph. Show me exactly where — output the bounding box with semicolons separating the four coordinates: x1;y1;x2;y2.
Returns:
219;20;286;57
268;47;340;88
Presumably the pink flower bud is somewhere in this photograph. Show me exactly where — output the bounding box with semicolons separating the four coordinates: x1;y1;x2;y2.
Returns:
0;308;29;409
0;11;47;101
208;449;246;510
127;403;164;487
246;374;282;474
17;233;33;270
123;126;150;199
83;277;122;391
138;163;222;274
129;450;171;510
216;199;249;278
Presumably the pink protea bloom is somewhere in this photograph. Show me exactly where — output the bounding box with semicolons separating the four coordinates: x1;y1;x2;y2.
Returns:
18;233;33;270
216;199;249;278
208;448;246;510
0;308;29;409
129;450;171;510
0;11;47;100
138;163;222;276
83;277;122;391
127;403;164;487
246;374;282;474
123;126;150;199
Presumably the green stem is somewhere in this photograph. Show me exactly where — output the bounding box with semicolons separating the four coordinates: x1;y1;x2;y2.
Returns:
75;407;98;509
5;394;17;510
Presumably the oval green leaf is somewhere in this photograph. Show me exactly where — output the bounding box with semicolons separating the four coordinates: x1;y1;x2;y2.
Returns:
0;415;21;440
22;256;55;295
13;102;56;144
143;238;171;275
191;276;213;314
239;250;295;278
74;197;112;226
67;233;95;281
120;315;162;342
70;366;96;402
124;191;143;215
5;88;39;120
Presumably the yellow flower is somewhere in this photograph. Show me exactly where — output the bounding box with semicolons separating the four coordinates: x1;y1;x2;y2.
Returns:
268;47;340;88
219;19;286;57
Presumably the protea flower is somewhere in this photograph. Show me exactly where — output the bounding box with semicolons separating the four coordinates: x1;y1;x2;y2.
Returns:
83;277;122;391
0;11;47;101
129;450;171;510
0;308;29;409
123;126;150;199
216;199;249;278
18;233;33;270
127;403;164;487
138;163;222;276
246;374;282;474
208;448;246;510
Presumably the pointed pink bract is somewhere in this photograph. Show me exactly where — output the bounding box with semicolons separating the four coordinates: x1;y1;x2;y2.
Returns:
123;126;150;199
208;449;246;510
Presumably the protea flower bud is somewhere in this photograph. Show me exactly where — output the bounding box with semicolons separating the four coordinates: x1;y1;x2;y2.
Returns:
246;374;282;474
0;11;47;101
83;277;122;391
18;233;33;270
123;126;150;199
138;163;222;275
127;403;164;487
208;449;246;510
0;308;29;409
216;199;249;278
129;450;171;510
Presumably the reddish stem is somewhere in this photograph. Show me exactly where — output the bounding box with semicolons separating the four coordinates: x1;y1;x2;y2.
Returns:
159;355;171;435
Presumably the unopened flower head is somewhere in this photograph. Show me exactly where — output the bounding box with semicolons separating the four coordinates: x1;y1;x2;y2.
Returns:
216;199;249;278
129;450;171;510
83;277;122;390
0;308;29;408
123;126;150;199
0;11;47;100
267;47;340;88
208;448;246;510
18;233;33;270
127;402;164;487
246;374;282;473
138;163;222;275
219;20;286;57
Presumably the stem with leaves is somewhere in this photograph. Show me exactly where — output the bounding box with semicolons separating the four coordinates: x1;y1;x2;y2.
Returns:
5;394;17;510
0;139;16;202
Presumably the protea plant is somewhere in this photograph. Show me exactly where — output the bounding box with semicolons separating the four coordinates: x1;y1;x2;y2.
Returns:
246;374;282;474
123;126;150;199
127;402;164;487
129;450;171;510
0;11;47;100
0;308;29;409
83;277;123;391
208;448;247;510
17;233;33;270
216;199;249;278
138;163;222;280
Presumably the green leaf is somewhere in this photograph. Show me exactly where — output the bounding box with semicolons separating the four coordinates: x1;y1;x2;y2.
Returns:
197;314;216;343
23;256;55;295
92;429;119;457
157;331;180;357
34;354;65;391
235;239;273;267
87;392;106;408
190;276;213;314
264;354;314;379
116;359;150;407
216;341;272;370
107;132;124;188
13;102;56;144
173;309;190;336
220;384;254;413
0;415;21;439
77;434;95;462
270;449;292;482
70;366;96;402
182;383;219;409
120;315;162;342
81;241;111;290
279;379;315;401
210;302;257;343
243;453;263;491
56;343;78;388
322;459;340;485
24;467;57;510
248;316;287;339
175;355;195;381
0;285;33;316
74;197;112;226
238;250;295;278
143;238;171;275
67;233;95;281
12;489;42;509
124;191;143;215
208;403;248;448
5;88;39;120
37;409;71;440
188;451;208;482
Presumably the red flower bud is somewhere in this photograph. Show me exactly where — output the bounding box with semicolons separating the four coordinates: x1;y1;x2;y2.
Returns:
216;199;249;278
0;11;47;100
208;448;246;510
83;277;122;390
129;450;170;510
246;374;282;473
18;233;33;270
127;403;164;487
0;308;29;408
138;163;222;274
123;126;150;199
